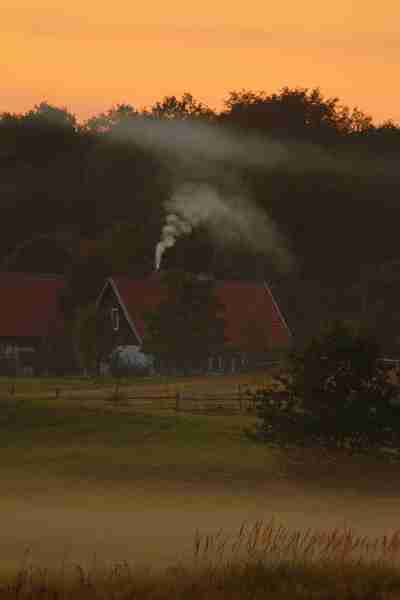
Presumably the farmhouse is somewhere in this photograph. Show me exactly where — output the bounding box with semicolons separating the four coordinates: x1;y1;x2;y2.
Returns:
96;275;292;373
0;272;67;375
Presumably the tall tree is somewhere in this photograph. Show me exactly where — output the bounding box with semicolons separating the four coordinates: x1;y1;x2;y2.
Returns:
96;221;159;277
142;270;226;371
220;86;374;143
148;93;215;121
72;302;106;375
83;103;138;134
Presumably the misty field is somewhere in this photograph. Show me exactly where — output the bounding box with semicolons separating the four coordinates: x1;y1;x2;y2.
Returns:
3;373;400;597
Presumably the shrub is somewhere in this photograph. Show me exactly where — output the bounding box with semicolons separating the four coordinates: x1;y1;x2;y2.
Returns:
292;320;395;410
109;345;152;377
257;320;400;452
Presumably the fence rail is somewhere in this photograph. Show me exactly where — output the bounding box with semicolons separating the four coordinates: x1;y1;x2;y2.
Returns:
0;381;288;414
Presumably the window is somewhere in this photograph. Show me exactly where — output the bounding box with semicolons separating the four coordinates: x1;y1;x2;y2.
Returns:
111;307;120;331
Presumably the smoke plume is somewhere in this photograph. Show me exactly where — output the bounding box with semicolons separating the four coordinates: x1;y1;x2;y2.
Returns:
106;113;400;273
156;182;292;271
111;116;289;171
108;116;339;272
155;213;193;270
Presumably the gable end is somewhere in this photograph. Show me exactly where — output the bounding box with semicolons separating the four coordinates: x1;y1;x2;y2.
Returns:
96;278;142;345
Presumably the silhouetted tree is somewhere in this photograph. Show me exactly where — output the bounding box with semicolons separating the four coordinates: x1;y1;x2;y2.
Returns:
148;93;215;121
221;86;374;144
142;270;226;372
84;103;138;134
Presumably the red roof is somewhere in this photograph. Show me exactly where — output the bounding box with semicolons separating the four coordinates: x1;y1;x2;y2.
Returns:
0;272;65;339
109;276;291;351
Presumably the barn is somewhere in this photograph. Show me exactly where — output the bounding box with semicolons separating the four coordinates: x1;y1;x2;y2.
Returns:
0;272;67;375
96;275;292;374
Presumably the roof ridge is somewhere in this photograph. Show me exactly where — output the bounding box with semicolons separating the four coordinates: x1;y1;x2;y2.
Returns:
110;275;266;285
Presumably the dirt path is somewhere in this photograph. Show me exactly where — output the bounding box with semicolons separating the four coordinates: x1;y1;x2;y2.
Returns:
2;468;400;573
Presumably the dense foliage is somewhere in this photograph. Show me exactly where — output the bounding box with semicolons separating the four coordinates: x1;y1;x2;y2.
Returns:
291;321;395;410
142;270;226;371
1;89;400;350
257;321;400;452
72;302;113;374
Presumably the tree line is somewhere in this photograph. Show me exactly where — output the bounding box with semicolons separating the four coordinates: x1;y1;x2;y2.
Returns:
1;87;400;353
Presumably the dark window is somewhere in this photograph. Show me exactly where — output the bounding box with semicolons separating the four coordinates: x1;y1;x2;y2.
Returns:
111;307;120;331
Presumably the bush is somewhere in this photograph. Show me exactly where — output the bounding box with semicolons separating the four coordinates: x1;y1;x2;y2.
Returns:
257;321;400;452
109;345;152;377
257;394;400;452
292;320;395;410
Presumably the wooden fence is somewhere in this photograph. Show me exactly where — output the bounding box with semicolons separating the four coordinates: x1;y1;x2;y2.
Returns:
112;385;264;413
0;381;289;415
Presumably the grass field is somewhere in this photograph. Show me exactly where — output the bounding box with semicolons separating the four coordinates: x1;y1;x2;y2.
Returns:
1;370;400;497
0;395;281;493
0;371;282;497
0;372;279;416
0;371;276;393
2;373;400;597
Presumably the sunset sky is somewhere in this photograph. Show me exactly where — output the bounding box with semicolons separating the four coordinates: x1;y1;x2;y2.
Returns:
1;0;399;124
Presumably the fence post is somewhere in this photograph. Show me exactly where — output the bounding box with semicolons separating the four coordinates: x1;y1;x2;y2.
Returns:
238;385;243;413
253;390;258;413
55;387;60;399
10;383;15;396
175;391;180;412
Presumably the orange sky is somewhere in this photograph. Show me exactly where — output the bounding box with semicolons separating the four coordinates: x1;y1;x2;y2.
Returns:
1;0;399;124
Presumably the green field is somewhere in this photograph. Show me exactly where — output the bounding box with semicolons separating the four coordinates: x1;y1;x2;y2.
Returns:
0;373;284;501
0;373;398;494
0;397;281;490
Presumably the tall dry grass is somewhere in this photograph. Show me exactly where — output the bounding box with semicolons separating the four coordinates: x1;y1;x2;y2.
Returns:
3;519;400;598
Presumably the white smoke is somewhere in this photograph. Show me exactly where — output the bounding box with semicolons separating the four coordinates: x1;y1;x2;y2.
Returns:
156;182;292;271
109;116;296;272
111;116;289;171
155;214;193;270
